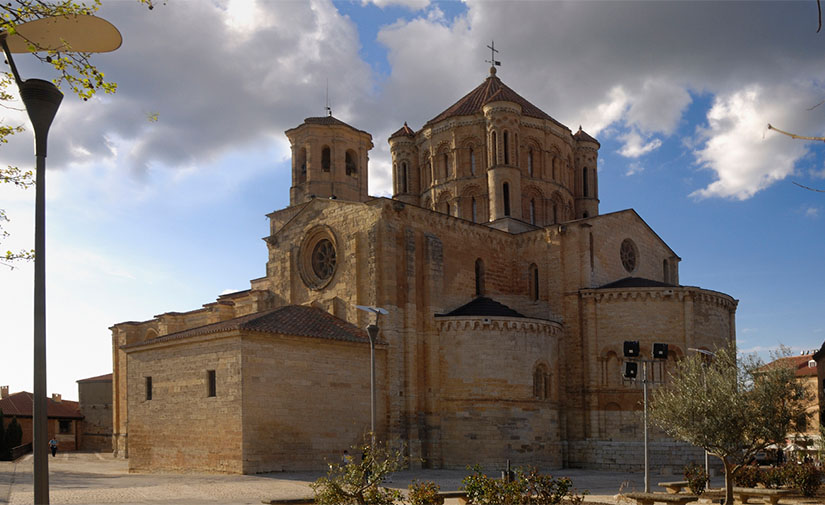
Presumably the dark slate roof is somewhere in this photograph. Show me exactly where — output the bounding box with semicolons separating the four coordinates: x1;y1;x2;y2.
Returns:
389;122;415;139
125;305;370;349
436;297;526;318
77;373;112;383
0;392;83;419
425;69;566;129
597;277;678;289
573;126;600;146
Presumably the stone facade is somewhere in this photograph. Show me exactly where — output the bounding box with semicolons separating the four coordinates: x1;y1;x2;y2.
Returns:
77;374;113;452
112;67;737;474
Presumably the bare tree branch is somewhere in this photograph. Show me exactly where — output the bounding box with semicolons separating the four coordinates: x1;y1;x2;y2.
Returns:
767;123;825;142
792;181;825;193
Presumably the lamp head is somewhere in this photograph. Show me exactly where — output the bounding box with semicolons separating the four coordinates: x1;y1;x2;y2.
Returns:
20;78;63;156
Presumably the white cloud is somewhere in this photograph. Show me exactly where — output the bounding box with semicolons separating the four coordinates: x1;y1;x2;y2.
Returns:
618;131;663;158
804;206;820;218
691;85;814;200
626;78;692;135
625;162;645;176
363;0;430;10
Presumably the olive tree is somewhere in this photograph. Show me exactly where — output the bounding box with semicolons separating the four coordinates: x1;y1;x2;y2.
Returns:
649;345;807;505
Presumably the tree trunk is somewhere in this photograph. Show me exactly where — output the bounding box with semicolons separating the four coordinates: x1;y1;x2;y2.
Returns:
722;458;735;505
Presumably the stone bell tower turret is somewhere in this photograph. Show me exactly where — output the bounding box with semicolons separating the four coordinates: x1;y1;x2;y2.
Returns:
285;115;373;206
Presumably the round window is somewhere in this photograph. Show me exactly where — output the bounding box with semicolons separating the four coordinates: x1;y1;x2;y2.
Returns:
620;239;638;273
311;239;336;280
299;226;338;290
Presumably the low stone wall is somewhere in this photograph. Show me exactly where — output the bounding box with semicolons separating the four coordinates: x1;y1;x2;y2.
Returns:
567;439;721;474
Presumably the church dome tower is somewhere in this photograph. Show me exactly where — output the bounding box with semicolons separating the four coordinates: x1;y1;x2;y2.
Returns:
286;115;373;206
389;65;597;229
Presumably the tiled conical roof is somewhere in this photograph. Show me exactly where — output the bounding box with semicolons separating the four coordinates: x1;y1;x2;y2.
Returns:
425;69;566;129
389;122;415;139
573;126;600;146
288;115;370;136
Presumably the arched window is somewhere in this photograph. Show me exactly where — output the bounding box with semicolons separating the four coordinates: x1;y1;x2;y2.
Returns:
298;147;307;182
475;258;485;296
443;152;450;179
503;131;510;165
528;148;533;176
470;148;476;175
401;162;409;193
345;150;357;176
322;146;331;172
446;202;451;216
503;182;511;217
533;363;549;400
582;167;588;196
529;263;539;301
530;199;536;225
491;131;497;166
471;197;477;223
553;203;558;224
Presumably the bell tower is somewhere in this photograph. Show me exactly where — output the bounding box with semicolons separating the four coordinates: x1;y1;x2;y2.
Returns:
285;115;373;206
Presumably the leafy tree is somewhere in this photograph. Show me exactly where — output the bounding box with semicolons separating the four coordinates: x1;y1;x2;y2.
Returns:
649;345;808;505
5;416;22;449
0;408;7;459
0;0;156;267
311;439;406;505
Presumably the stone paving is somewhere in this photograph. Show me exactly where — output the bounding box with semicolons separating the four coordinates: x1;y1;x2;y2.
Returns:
0;452;725;505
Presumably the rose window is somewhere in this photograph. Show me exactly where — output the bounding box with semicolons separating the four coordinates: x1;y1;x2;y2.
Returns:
620;239;638;273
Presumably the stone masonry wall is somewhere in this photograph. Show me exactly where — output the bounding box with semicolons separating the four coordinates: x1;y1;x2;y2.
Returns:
125;336;244;473
241;333;386;473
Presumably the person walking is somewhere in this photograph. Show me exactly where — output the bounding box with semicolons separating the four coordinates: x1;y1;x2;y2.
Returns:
48;438;58;457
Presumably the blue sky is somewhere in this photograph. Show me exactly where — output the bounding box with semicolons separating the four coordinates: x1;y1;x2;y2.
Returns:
1;0;824;400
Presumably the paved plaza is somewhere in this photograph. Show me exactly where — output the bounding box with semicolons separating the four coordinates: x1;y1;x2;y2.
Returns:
1;452;718;505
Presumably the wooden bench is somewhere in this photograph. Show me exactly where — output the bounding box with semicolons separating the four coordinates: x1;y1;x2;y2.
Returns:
623;491;699;505
658;481;690;494
437;490;469;504
732;487;793;505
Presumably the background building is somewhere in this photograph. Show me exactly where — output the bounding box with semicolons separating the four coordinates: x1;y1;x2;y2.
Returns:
0;386;82;452
112;68;737;474
77;373;113;452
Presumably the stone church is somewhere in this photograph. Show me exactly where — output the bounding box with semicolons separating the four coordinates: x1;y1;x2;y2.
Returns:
111;66;737;474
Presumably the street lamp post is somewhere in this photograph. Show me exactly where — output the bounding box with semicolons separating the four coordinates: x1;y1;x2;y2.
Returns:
623;341;668;493
356;305;388;447
0;16;121;505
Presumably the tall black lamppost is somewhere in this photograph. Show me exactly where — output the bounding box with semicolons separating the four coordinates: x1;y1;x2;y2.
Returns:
0;15;120;504
356;304;388;447
623;340;669;493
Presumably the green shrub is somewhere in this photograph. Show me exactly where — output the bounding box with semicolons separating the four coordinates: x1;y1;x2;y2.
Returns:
408;480;444;505
759;465;787;489
787;462;822;497
311;439;405;505
733;465;760;487
460;465;587;505
683;463;708;495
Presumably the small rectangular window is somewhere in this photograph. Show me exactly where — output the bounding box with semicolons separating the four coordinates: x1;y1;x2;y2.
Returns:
59;420;71;434
145;376;152;401
207;370;216;397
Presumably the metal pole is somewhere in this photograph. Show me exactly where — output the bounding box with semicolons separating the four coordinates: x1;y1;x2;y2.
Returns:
33;151;49;505
643;360;649;493
366;324;379;447
18;77;62;505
